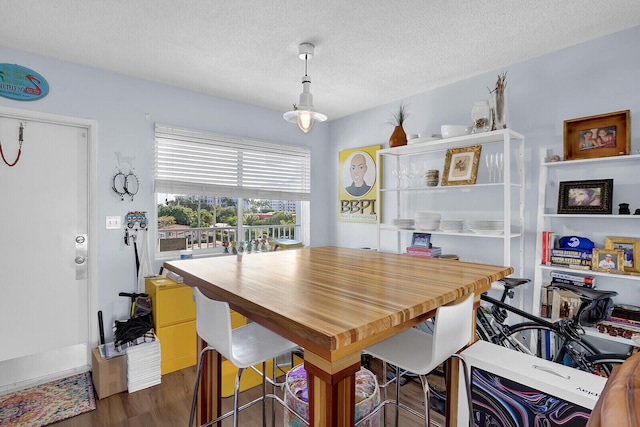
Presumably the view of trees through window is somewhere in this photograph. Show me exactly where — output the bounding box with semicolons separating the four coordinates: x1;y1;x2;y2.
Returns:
156;194;299;253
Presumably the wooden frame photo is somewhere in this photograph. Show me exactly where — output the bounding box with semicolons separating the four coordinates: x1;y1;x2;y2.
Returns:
563;110;630;161
592;248;624;273
411;232;431;248
605;236;640;273
441;145;482;186
557;179;613;214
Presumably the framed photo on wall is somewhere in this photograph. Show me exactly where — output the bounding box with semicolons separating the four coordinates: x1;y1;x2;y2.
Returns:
563;110;630;161
604;236;640;273
557;179;613;214
441;145;482;186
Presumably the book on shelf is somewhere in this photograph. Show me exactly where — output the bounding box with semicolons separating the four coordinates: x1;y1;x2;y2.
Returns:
550;270;595;286
406;246;442;258
550;256;592;267
541;231;559;265
550;277;594;289
550;248;593;260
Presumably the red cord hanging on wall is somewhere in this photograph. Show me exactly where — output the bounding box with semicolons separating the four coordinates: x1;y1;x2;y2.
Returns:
0;122;24;167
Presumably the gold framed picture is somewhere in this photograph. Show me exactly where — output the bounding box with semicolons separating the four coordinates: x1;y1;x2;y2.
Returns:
604;236;640;273
563;110;630;161
441;145;482;186
592;248;624;273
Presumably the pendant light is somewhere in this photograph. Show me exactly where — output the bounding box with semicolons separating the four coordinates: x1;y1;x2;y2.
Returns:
283;43;327;133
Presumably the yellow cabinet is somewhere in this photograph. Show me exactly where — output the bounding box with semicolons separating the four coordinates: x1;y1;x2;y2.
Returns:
146;277;197;375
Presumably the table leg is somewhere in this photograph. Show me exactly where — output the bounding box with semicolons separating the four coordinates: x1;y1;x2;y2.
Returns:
197;336;221;427
304;351;361;427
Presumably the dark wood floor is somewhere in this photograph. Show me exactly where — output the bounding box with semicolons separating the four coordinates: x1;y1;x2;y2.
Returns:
53;359;446;427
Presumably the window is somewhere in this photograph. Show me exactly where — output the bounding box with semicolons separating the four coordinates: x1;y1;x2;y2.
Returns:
154;124;310;256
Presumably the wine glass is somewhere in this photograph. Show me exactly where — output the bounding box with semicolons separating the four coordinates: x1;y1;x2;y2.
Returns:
496;153;504;183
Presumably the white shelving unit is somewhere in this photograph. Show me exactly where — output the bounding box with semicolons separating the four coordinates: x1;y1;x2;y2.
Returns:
533;153;640;348
376;129;525;277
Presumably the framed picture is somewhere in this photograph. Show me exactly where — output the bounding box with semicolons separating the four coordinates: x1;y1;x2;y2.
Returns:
604;236;640;273
411;232;431;248
557;179;613;214
441;145;482;186
592;248;624;273
563;110;630;161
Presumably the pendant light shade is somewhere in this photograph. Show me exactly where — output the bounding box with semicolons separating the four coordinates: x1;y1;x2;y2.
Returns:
283;43;327;133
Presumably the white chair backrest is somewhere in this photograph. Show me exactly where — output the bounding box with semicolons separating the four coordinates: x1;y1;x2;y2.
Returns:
193;287;234;360
430;293;474;363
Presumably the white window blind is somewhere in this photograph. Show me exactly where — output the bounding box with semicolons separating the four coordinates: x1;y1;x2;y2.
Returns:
155;124;311;201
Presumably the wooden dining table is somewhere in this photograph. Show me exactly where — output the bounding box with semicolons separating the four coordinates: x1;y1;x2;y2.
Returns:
163;246;513;427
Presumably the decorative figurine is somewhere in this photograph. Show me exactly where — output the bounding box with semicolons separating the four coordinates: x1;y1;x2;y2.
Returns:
222;241;229;254
634;208;640;215
246;240;251;253
261;238;268;251
619;203;631;215
231;240;237;255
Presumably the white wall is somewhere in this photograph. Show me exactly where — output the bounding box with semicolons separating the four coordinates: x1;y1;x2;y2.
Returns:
0;46;331;342
329;25;640;294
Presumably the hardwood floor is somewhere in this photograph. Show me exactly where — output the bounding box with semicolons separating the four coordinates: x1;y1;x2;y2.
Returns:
53;360;447;427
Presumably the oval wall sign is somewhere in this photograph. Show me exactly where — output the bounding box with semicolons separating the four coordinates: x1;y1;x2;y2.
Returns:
0;63;49;101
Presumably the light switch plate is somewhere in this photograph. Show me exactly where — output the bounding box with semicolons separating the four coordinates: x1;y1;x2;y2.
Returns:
106;215;121;229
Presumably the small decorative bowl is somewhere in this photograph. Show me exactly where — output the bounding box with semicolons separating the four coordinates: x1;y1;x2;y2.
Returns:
441;125;472;138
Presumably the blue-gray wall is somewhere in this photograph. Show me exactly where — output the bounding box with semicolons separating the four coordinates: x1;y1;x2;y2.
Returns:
1;25;639;339
329;25;640;287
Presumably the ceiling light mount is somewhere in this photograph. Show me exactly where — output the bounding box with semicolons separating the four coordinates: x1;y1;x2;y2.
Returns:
283;42;327;133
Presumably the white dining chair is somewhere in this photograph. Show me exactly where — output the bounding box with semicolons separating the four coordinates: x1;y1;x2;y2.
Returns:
364;293;475;427
189;286;300;427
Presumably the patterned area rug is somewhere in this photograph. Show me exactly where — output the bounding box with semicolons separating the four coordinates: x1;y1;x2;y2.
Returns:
0;372;96;426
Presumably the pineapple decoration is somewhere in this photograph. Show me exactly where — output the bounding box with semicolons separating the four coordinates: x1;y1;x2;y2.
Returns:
388;102;408;148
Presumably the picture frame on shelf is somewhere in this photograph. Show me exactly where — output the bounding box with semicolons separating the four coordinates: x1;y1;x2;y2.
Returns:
557;179;613;214
411;232;431;248
604;236;640;273
592;248;624;273
563;110;630;161
441;145;482;186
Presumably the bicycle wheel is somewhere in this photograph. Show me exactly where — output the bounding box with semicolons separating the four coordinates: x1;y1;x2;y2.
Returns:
505;323;600;367
585;353;628;377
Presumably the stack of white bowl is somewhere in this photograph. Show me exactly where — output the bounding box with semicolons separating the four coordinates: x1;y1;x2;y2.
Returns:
414;211;441;230
392;218;415;229
439;220;464;233
467;220;504;235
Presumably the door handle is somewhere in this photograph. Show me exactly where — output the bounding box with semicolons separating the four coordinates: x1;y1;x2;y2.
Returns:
75;234;88;280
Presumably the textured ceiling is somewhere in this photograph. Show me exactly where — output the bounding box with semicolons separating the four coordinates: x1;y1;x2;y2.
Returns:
3;1;640;120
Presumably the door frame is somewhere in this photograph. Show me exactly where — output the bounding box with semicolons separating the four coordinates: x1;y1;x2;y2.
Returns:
0;105;98;387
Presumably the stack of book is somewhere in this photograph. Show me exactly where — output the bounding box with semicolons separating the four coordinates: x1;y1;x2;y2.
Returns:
549;270;595;288
549;248;593;270
406;246;442;258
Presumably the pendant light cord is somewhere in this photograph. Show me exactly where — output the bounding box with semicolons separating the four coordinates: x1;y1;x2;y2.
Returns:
0;122;24;167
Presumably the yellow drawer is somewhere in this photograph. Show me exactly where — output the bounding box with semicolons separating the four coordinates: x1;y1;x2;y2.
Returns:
156;321;197;364
154;286;196;328
162;353;197;375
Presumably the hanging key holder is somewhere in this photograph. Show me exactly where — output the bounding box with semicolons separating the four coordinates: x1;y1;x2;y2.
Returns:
0;122;25;167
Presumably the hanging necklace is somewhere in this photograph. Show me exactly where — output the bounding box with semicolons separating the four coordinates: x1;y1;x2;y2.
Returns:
0;122;24;167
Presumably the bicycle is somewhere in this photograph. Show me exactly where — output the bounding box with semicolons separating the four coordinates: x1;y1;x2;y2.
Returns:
476;277;629;376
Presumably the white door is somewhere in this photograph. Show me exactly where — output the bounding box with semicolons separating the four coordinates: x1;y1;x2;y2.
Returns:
0;109;95;390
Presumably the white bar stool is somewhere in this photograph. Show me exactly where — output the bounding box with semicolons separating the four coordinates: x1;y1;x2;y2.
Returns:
189;287;300;427
364;293;475;427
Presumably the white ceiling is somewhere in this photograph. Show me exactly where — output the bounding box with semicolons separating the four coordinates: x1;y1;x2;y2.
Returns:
3;1;640;120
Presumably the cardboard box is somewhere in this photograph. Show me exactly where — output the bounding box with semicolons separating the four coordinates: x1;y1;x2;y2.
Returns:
91;347;127;399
